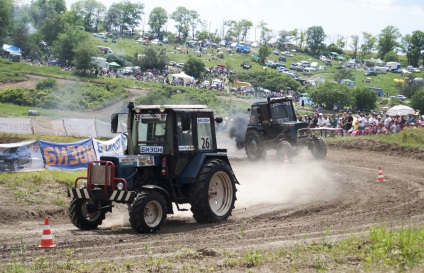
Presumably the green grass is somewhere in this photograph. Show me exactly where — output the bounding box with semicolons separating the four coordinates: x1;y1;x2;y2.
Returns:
328;127;424;149
0;170;84;206
1;225;423;272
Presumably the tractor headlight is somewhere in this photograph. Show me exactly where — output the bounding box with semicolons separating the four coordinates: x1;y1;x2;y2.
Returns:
116;182;125;190
80;179;87;188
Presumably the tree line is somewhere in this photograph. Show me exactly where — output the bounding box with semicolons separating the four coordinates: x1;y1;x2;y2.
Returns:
1;0;424;66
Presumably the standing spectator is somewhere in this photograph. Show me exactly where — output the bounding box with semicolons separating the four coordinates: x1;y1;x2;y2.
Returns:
344;112;354;134
384;114;392;129
317;113;325;127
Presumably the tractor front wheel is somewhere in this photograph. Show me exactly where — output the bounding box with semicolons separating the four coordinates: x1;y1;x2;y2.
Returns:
245;130;265;160
69;198;106;230
311;138;327;159
276;140;292;161
190;159;236;223
129;191;167;233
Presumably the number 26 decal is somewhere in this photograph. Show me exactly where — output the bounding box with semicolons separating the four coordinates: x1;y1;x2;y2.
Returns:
201;137;210;149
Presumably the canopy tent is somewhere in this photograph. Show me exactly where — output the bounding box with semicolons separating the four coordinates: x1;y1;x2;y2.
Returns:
385;105;415;117
108;62;121;67
2;44;22;56
171;71;194;82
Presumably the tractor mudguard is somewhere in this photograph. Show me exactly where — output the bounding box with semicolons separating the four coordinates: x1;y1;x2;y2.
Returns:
140;185;173;214
178;153;234;184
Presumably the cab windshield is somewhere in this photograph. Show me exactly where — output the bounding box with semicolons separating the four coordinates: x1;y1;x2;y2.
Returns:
270;102;296;122
132;113;167;145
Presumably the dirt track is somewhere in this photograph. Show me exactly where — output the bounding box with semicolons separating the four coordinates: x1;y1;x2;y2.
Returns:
0;141;423;268
1;75;424;269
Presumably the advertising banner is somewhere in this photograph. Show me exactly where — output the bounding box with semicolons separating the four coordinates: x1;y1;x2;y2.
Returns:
92;134;126;160
31;119;67;136
39;138;97;170
0;118;33;134
63;119;97;137
0;141;44;172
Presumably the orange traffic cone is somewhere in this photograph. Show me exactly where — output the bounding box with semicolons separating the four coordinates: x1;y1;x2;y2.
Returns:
39;217;55;248
376;167;386;182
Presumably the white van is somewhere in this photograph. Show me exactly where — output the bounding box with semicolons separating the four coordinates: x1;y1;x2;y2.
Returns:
303;67;313;75
310;62;318;70
374;66;387;74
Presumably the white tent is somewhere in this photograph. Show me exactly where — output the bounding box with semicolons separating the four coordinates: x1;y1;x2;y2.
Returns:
172;72;193;81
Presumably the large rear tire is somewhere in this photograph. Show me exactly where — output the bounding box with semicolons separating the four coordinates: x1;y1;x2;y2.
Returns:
311;138;327;159
129;191;167;233
189;159;236;223
245;130;265;160
69;198;106;230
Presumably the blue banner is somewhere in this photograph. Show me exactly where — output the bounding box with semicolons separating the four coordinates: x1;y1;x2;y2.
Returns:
39;138;97;170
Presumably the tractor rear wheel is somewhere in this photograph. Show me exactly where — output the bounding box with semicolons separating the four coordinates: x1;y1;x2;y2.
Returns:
69;198;106;230
311;138;327;159
190;159;236;223
245;130;265;160
129;191;167;233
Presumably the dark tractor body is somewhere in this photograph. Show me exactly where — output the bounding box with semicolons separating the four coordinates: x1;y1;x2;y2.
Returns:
239;97;327;161
68;102;238;233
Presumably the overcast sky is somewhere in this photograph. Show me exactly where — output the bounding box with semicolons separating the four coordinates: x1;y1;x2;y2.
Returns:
21;0;424;42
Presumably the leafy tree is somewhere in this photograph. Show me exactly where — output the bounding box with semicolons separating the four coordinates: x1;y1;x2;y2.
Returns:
308;81;353;110
327;44;343;56
135;47;168;70
350;35;359;60
400;34;413;65
258;45;271;65
239;19;253;41
224;20;242;42
74;39;97;73
353;87;377;111
383;50;399;62
148;7;168;39
53;26;90;63
276;30;290;50
377;25;401;59
104;5;121;33
228;70;300;92
257;21;273;46
40;13;67;45
410;89;424;114
115;1;144;34
183;57;205;79
360;32;377;57
188;10;200;40
71;0;106;32
306;26;325;56
396;74;423;98
0;0;13;42
29;0;67;28
171;6;191;41
333;69;355;83
410;30;424;67
11;23;30;54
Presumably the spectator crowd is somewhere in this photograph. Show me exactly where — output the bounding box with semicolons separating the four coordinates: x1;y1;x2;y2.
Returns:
301;111;423;136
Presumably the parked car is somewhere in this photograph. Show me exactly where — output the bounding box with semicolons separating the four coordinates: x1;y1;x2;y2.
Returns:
391;94;407;100
151;39;162;45
364;71;377;76
241;61;251;69
93;33;107;39
323;59;332;66
0;146;32;171
175;63;184;68
273;49;279;55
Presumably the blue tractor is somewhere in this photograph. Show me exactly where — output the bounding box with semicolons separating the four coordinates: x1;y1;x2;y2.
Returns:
68;102;238;233
234;97;327;161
